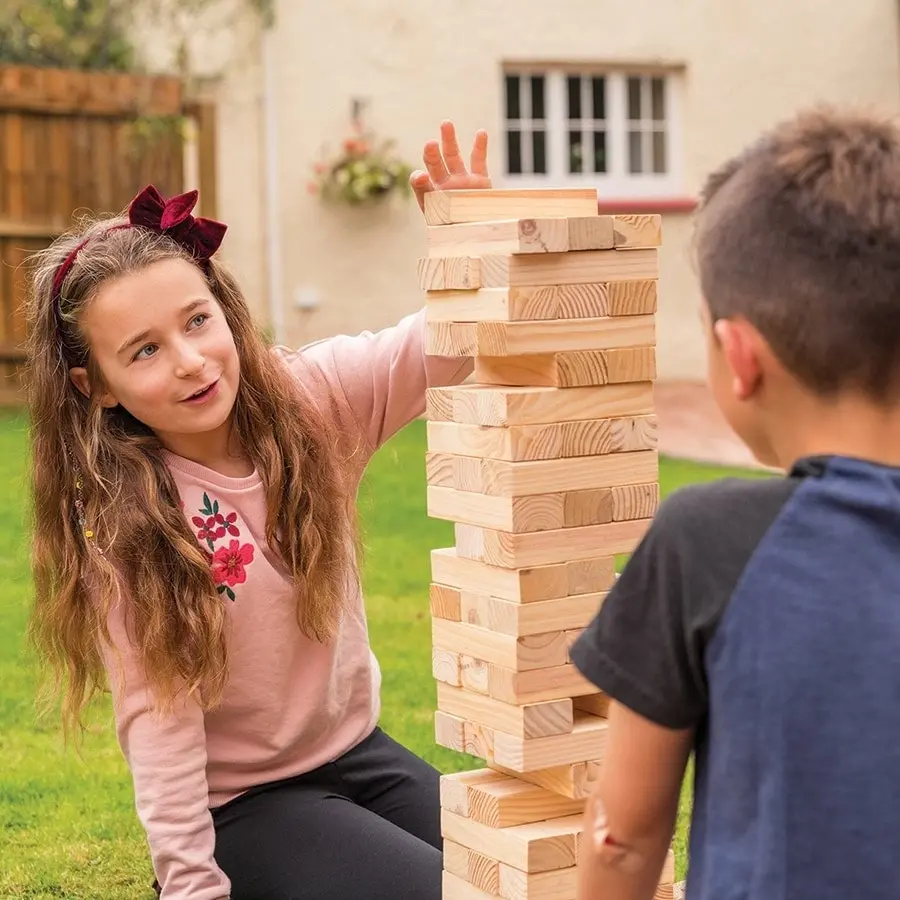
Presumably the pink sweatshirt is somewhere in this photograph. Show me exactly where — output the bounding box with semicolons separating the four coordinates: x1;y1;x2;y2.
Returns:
100;309;471;899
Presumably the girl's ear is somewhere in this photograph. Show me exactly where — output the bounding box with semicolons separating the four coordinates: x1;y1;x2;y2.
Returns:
69;367;118;408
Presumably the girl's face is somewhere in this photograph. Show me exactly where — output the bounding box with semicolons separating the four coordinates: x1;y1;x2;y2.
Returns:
70;258;241;457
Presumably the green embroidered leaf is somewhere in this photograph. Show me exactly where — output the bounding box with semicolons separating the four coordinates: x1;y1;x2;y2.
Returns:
207;538;215;552
217;584;226;594
213;500;219;515
201;492;213;515
225;587;235;601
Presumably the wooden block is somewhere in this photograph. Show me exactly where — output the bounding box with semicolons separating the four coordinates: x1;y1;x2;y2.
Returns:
487;711;608;771
499;862;577;900
426;449;659;497
574;693;610;718
437;683;574;739
465;774;586;828
426;218;572;258
474;347;656;388
461;654;491;694
489;662;599;704
426;415;658;462
418;256;481;290
567;216;616;251
441;808;582;873
456;518;651;568
476;248;658;289
613;482;660;520
434;646;462;685
433;618;569;671
565;629;586;661
563;489;613;527
428;382;654;427
491;759;602;800
431;548;616;602
425;315;655;357
428;486;569;533
430;582;462;620
613;214;662;249
444;841;502;894
458;591;605;637
424;188;599;226
425;280;657;323
435;709;467;752
442;870;497;900
441;770;508;816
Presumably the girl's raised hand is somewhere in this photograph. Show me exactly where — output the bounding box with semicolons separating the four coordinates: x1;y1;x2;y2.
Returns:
410;121;491;212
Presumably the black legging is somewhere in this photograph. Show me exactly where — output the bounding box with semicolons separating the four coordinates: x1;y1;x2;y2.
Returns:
209;727;442;900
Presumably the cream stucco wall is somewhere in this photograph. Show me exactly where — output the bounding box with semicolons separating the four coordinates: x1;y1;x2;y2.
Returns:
195;0;900;378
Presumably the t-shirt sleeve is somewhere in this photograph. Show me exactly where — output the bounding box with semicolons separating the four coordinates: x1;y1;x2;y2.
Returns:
294;307;473;454
569;488;709;729
101;599;230;900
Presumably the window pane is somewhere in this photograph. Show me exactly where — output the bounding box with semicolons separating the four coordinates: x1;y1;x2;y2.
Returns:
505;75;521;120
627;77;642;120
533;131;547;173
651;77;665;121
652;130;666;173
567;76;582;120
507;130;522;174
592;131;607;173
592;77;606;120
530;75;545;120
628;130;643;173
568;131;583;173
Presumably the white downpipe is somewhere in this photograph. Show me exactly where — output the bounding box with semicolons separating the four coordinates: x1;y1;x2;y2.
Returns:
261;24;286;344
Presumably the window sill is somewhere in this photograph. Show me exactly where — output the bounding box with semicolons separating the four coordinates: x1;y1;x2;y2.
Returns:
597;197;697;214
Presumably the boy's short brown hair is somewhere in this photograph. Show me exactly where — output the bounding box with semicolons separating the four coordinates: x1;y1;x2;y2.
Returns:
695;107;900;400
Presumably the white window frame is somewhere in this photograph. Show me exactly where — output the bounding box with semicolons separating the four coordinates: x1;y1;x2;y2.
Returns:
498;68;683;199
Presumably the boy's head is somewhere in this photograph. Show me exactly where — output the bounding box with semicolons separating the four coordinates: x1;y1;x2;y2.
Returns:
695;108;900;465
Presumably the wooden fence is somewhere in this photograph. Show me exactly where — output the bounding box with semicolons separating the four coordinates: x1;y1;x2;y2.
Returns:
0;64;217;404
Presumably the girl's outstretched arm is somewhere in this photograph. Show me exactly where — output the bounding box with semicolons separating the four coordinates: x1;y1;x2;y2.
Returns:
577;702;693;900
101;598;229;900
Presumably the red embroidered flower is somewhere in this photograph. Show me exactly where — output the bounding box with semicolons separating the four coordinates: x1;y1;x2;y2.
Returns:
211;540;255;588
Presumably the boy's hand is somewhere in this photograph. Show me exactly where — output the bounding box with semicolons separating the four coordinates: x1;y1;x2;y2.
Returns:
410;120;491;212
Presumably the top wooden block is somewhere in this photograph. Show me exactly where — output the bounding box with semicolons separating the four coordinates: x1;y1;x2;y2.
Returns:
424;189;600;225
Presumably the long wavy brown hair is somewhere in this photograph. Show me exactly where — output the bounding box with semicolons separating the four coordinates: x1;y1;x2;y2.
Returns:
24;214;358;738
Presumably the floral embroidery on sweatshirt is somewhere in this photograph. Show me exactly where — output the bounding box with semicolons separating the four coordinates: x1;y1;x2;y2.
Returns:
191;492;255;601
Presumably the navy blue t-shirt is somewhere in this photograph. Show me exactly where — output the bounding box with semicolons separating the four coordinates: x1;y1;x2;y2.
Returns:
570;455;900;900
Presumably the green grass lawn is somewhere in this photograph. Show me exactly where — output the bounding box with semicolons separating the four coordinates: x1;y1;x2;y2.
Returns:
0;410;768;898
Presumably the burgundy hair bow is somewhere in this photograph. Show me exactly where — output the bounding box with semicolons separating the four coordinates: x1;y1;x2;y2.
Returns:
128;185;227;261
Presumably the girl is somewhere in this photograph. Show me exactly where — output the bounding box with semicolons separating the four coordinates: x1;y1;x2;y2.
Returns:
25;121;489;900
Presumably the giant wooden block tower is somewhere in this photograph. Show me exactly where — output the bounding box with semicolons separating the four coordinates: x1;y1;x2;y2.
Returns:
420;188;676;900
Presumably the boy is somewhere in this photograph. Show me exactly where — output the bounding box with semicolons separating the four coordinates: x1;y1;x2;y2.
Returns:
570;107;900;900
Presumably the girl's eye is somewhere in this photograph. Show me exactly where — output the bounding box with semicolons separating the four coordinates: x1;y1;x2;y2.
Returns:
134;344;157;361
189;313;209;329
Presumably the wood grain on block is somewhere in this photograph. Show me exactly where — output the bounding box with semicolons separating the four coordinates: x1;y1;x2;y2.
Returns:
464;775;585;829
461;654;490;694
444;841;501;895
433;382;654;427
433;646;462;686
426;449;659;498
613;482;660;520
567;215;616;251
476;248;658;289
573;693;610;719
437;682;574;739
426;217;571;257
425;315;655;357
430;582;462;620
435;709;467;752
441;808;582;873
458;591;606;637
441;770;508;817
474;346;656;388
431;547;616;603
442;870;497;900
423;188;599;226
425;385;454;421
499;862;577;900
563;489;614;527
426;415;658;462
489;662;598;704
425;280;656;323
613;214;662;249
491;759;602;801
455;517;652;568
418;255;482;291
433;618;569;671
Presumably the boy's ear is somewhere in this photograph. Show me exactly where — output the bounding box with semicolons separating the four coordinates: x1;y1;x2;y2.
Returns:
712;317;763;400
69;367;118;408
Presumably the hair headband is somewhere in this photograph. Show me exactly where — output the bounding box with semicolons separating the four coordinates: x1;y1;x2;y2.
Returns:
53;184;228;365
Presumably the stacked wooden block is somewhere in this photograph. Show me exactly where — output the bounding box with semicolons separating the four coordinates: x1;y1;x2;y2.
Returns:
420;189;676;900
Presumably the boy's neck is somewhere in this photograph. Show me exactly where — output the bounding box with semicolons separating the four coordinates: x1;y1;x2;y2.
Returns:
767;390;900;470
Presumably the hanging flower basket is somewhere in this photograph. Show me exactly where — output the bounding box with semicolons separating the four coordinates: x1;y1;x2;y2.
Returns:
308;122;414;207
